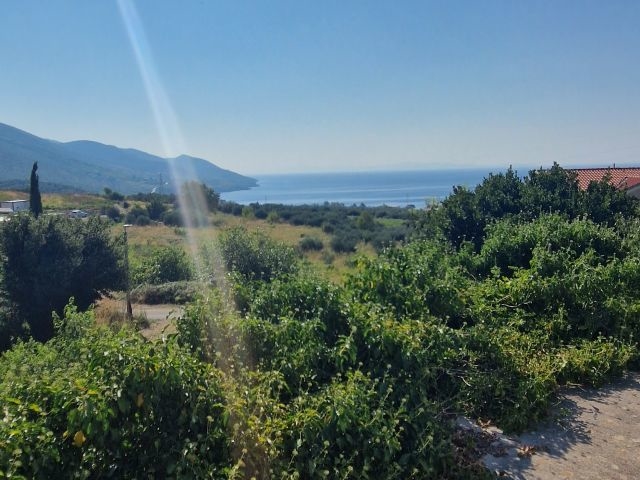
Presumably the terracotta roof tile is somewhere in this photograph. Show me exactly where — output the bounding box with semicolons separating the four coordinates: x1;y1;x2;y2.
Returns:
569;167;640;190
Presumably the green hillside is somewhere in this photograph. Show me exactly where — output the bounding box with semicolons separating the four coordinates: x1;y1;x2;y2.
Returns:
0;122;257;194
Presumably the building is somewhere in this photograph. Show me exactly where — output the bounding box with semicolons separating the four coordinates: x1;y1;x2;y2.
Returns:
0;199;29;213
569;167;640;199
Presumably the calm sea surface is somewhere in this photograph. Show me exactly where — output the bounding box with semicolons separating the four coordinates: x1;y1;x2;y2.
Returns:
221;168;508;207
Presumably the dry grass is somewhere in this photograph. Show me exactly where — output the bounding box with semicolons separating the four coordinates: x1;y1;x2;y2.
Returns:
107;210;373;284
94;296;149;330
117;213;373;284
0;190;28;202
42;192;113;212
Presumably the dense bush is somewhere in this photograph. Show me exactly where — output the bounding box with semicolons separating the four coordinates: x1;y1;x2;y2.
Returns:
124;205;149;225
218;226;298;281
412;163;639;250
130;280;200;304
0;215;124;346
0;303;230;478
298;235;324;251
131;245;193;286
161;209;183;226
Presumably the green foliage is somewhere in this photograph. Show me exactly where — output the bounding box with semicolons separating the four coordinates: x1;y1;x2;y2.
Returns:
101;205;122;222
218;226;299;282
146;195;166;221
411;163;640;251
298;235;324;252
124;205;149;225
103;187;125;201
180;181;220;227
0;215;124;346
271;370;455;479
348;240;469;325
29;162;42;217
3;163;640;477
130;280;199;304
218;201;410;253
330;231;359;253
161;209;183;226
0;303;230;479
131;245;193;286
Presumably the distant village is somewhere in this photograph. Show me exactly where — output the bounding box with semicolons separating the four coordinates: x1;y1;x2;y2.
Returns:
0;199;89;222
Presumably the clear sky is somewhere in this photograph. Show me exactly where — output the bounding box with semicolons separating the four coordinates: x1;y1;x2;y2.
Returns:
1;1;639;175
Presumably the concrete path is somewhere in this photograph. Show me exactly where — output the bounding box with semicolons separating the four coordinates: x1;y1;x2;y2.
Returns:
480;373;640;479
134;303;183;340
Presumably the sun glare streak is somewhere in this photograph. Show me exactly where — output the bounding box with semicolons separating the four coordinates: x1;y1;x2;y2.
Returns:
116;1;234;316
117;1;213;270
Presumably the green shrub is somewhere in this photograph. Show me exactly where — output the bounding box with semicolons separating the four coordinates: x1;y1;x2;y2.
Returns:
131;246;193;286
0;215;124;345
161;209;183;226
330;232;359;253
129;280;199;304
270;371;458;479
218;226;298;282
298;236;324;252
247;273;348;342
347;239;469;325
0;303;230;478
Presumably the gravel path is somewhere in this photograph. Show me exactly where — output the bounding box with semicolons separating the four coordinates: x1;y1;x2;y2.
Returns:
479;373;640;479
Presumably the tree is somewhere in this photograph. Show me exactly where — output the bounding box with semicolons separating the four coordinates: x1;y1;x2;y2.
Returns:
146;195;167;221
179;181;220;227
521;163;581;218
0;215;125;345
29;162;43;218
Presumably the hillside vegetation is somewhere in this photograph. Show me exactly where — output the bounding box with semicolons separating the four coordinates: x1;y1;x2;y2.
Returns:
0;122;256;194
1;163;639;478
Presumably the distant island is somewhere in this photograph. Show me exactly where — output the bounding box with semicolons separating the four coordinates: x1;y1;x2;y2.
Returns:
0;122;257;195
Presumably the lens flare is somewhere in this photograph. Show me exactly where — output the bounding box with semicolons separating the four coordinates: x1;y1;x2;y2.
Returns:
116;1;237;353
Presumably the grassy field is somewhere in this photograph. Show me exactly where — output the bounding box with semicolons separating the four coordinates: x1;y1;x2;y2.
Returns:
121;213;371;283
3;189;375;282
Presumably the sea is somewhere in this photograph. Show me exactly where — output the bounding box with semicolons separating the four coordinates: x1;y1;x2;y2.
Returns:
220;167;511;207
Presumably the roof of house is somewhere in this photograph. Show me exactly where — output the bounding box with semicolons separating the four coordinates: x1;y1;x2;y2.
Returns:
569;167;640;190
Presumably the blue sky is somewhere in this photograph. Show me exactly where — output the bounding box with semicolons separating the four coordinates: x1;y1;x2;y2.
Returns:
1;1;639;175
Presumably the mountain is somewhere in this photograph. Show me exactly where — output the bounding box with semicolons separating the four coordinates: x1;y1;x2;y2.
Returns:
0;122;257;194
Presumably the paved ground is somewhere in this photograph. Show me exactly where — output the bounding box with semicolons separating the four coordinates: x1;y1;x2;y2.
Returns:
477;373;640;479
134;303;182;339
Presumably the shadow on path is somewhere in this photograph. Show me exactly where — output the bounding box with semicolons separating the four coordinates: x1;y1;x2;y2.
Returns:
480;373;640;479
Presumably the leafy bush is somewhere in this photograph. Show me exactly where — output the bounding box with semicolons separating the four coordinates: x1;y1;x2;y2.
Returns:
161;209;183;226
411;163;639;251
298;235;324;251
330;231;359;253
0;215;124;346
218;226;298;281
131;246;193;286
124;205;148;225
0;303;230;478
347;239;469;325
130;280;199;304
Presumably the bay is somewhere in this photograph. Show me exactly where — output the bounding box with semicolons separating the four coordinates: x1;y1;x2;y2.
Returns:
221;168;510;207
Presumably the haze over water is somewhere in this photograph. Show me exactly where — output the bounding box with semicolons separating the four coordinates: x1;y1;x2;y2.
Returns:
221;168;501;207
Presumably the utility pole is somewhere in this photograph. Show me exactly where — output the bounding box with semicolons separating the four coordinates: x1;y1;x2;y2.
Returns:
123;224;133;320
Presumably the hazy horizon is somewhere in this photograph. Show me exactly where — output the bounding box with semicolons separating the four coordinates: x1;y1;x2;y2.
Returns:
2;1;639;176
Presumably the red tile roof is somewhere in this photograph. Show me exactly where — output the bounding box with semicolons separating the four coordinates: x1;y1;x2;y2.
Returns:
569;167;640;191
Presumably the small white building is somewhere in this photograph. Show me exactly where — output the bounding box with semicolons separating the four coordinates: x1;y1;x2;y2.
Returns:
0;200;29;212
